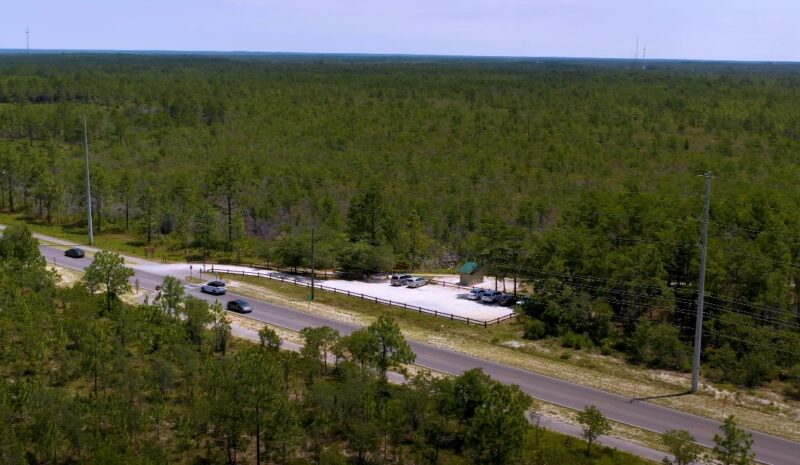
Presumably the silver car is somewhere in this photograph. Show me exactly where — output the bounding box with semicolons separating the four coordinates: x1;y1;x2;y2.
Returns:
480;290;503;304
466;288;486;300
406;277;428;288
391;274;413;286
201;280;227;295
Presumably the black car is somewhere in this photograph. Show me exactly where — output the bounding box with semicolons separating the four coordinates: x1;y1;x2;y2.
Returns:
64;248;85;258
226;299;253;313
497;294;517;307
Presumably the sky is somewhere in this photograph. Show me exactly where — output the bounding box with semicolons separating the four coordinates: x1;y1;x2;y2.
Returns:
1;0;798;61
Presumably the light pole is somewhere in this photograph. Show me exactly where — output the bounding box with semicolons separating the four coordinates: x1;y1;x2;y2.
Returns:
691;172;712;393
82;116;94;246
310;225;316;301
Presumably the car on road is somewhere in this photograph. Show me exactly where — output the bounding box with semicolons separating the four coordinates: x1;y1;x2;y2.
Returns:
201;280;227;295
64;248;85;258
226;299;253;313
390;274;413;286
466;288;487;300
480;290;503;304
406;277;428;288
497;294;517;307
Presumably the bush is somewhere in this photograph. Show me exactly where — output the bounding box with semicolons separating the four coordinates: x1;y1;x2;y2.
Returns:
600;341;614;356
648;325;690;371
737;352;778;388
705;345;738;383
523;318;547;340
784;365;800;400
561;331;592;350
629;317;689;370
707;345;778;387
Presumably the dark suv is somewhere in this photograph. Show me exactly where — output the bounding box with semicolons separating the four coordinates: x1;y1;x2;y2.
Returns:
64;248;85;258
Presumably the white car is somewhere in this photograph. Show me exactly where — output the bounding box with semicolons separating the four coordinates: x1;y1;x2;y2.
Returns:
201;280;227;295
466;288;486;300
406;277;428;288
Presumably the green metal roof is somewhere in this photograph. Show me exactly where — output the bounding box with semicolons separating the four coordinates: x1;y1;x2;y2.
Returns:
459;261;479;274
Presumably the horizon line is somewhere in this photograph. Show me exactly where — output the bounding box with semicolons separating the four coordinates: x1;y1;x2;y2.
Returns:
0;48;800;64
0;48;798;65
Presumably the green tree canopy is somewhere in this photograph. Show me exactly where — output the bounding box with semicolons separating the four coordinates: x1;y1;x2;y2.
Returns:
576;405;611;457
82;250;134;312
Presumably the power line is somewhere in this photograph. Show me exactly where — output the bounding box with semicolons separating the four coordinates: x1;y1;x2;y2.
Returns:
665;308;798;342
712;247;800;269
705;291;796;317
712;223;800;244
527;277;691;306
702;328;800;357
486;253;800;322
701;303;799;331
711;198;800;216
498;260;799;330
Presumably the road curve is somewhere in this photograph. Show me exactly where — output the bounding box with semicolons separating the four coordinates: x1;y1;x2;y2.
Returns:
41;243;799;465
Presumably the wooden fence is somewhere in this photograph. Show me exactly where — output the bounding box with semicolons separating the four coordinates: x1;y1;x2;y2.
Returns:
205;266;514;327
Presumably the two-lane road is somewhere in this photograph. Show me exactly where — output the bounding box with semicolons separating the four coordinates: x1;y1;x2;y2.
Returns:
43;244;799;465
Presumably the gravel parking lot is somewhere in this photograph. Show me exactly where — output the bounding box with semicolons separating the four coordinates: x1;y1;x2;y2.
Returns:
317;278;515;322
136;263;516;323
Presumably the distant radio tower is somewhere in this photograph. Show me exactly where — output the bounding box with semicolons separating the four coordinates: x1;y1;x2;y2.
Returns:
642;46;647;70
26;28;29;53
635;36;639;60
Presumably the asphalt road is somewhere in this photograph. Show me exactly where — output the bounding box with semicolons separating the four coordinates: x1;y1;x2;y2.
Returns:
42;244;799;465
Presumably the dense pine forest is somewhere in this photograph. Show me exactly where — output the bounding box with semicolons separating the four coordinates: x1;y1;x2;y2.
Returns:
0;224;658;465
1;54;800;392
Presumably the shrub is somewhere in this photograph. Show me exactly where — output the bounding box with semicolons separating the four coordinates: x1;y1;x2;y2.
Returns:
629;317;689;370
561;331;592;350
784;365;800;400
523;319;547;340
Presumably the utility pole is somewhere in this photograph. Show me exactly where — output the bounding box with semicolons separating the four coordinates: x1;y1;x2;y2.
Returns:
642;46;647;70
82;116;94;246
310;225;316;301
691;171;712;393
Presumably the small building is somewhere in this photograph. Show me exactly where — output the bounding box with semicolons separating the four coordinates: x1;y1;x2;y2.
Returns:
459;261;484;287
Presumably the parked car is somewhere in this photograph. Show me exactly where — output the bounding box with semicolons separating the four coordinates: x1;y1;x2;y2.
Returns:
480;290;503;304
497;294;517;307
406;277;428;288
466;288;486;300
390;274;413;286
201;280;227;295
226;299;253;313
64;248;85;258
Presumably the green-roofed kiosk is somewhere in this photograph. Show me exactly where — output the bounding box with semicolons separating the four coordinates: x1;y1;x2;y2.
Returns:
458;261;484;286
